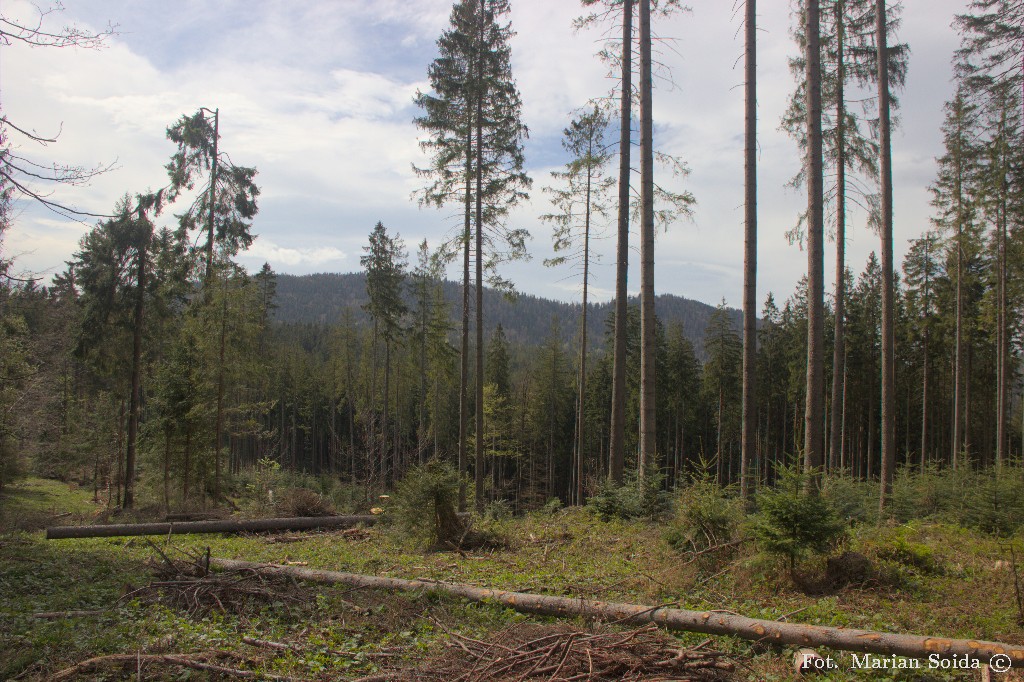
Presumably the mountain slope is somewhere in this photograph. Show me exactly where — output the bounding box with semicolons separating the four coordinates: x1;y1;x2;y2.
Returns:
272;272;742;356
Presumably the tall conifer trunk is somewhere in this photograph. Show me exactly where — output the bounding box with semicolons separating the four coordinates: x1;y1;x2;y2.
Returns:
740;0;757;501
576;135;594;505
878;0;896;512
214;275;228;502
458;95;473;512
609;0;633;485
995;108;1008;471
803;0;826;490
920;238;930;469
205;108;219;283
828;0;847;474
638;0;656;475
474;0;486;512
123;236;148;510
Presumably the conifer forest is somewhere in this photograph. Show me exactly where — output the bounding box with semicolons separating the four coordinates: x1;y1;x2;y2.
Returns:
4;1;1024;680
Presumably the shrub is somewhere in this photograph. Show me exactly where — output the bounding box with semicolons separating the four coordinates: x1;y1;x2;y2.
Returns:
956;471;1024;536
540;497;563;515
588;467;671;521
664;476;743;554
823;472;877;525
275;487;334;517
751;466;847;576
390;460;470;550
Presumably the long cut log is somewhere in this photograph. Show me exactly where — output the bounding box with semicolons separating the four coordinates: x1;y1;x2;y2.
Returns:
211;558;1024;667
46;515;380;540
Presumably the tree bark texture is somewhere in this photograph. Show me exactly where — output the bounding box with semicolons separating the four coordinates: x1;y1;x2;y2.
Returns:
741;0;757;501
638;0;656;475
829;0;847;474
609;0;633;485
204;108;219;282
123;237;147;510
474;0;486;512
877;0;896;512
803;0;826;488
47;515;390;539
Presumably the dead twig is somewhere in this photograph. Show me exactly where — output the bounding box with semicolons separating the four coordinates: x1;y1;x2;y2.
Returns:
32;609;106;619
48;652;301;681
684;539;744;565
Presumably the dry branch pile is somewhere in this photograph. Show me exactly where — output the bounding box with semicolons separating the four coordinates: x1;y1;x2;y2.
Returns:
131;546;311;616
407;623;735;681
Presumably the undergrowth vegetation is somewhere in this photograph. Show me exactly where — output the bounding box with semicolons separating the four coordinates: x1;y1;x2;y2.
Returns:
5;469;1024;680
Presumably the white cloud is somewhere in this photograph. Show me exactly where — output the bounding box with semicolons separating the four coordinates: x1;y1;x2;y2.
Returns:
242;239;347;269
1;0;969;310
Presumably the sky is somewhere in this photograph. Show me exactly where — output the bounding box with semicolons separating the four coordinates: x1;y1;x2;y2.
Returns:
2;0;970;309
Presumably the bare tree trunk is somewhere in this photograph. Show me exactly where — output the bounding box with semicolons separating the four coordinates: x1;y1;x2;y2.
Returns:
474;0;486;513
123;239;148;510
829;0;847;474
212;558;1024;667
383;339;392;486
740;0;757;501
576;135;594;505
803;0;826;491
458;81;474;511
205;108;219;282
953;196;964;469
163;428;171;514
609;0;633;485
996;120;1008;472
921;238;930;469
183;422;192;503
878;0;896;513
638;0;656;477
214;274;228;502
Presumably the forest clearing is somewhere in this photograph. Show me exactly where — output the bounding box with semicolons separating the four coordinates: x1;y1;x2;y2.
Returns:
5;473;1024;680
4;0;1024;679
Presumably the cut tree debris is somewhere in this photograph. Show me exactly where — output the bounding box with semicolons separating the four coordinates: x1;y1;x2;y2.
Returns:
48;651;299;681
45;514;380;539
211;557;1024;668
131;548;312;616
409;622;734;681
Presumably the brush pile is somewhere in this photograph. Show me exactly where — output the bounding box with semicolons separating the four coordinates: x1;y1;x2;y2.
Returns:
409;623;735;681
132;544;310;616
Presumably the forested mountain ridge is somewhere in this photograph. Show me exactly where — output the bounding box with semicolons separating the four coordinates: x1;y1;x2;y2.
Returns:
272;272;743;355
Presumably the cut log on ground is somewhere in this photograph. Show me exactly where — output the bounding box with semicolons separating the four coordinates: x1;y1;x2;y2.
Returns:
211;557;1024;668
46;515;381;539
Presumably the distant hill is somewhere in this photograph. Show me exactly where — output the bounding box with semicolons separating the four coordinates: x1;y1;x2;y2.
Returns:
272;272;742;358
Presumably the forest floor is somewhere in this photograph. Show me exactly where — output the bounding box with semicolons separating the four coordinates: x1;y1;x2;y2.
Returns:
3;477;1024;681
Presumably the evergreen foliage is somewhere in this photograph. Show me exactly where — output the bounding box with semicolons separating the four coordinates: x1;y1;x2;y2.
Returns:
751;466;847;574
587;467;670;521
390;460;468;549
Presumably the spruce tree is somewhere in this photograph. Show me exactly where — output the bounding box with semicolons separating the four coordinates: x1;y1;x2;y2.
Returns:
542;106;613;504
361;222;408;485
414;0;530;510
164;109;259;283
929;89;981;467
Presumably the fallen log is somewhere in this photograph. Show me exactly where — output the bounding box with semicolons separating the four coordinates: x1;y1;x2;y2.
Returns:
211;557;1024;668
46;515;380;539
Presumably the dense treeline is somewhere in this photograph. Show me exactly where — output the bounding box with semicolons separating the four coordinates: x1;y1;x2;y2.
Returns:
0;0;1021;514
270;272;741;356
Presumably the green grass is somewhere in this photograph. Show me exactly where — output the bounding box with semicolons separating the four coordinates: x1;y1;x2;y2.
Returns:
1;476;1021;680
